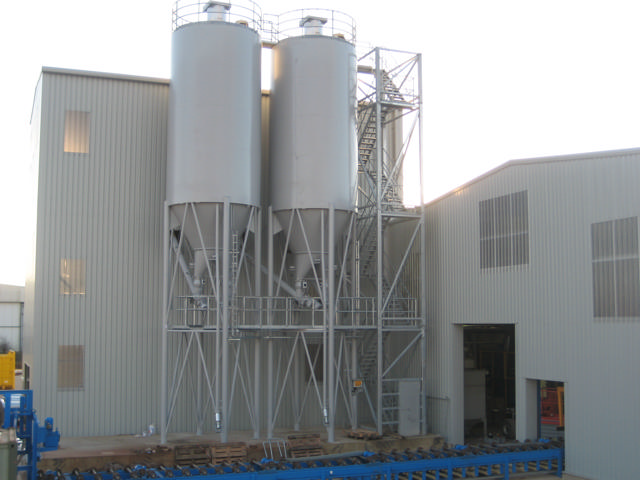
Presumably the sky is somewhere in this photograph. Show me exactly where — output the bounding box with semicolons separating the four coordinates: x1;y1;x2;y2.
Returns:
1;0;639;285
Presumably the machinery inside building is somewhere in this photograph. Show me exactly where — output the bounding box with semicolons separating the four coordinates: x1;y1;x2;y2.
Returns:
463;325;515;443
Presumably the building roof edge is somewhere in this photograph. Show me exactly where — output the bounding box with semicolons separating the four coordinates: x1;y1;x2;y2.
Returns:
41;66;170;85
424;147;640;207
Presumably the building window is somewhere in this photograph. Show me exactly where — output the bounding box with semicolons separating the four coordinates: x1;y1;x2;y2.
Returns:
63;110;90;153
57;345;84;389
591;217;640;317
479;190;529;269
60;259;86;295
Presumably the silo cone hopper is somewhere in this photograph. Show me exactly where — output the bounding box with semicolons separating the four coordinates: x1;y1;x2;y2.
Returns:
169;203;253;294
275;208;351;299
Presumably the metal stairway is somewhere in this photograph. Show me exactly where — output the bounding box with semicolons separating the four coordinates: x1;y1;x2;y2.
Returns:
355;51;425;434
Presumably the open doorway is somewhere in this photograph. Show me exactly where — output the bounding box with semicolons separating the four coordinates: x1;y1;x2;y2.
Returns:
539;380;565;440
463;325;515;442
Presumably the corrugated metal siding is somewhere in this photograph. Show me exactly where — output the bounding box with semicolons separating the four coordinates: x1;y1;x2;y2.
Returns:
23;76;43;375
31;71;168;436
424;149;640;480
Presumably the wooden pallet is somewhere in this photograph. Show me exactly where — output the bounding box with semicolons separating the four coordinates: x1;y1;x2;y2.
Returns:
174;444;211;465
287;433;324;458
211;442;248;463
346;429;383;440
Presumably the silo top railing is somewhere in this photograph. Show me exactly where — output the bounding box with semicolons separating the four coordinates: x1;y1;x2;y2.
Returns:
263;9;356;45
172;0;263;31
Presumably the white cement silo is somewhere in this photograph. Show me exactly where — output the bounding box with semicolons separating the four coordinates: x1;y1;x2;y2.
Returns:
269;12;357;293
167;1;262;282
163;0;262;444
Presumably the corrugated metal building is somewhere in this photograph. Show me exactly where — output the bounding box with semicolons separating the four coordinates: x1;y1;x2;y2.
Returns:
24;68;334;438
423;147;640;480
24;65;640;479
24;68;169;436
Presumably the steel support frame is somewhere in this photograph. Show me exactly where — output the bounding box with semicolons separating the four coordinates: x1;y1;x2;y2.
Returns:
159;46;425;442
161;201;260;444
357;47;426;435
266;206;355;442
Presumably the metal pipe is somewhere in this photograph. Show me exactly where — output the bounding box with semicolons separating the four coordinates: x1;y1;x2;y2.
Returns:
215;204;222;432
320;210;328;428
170;235;200;299
267;206;274;439
417;52;428;436
254;207;262;439
327;204;336;442
293;340;301;431
375;46;384;435
161;202;169;444
221;198;230;442
246;254;321;308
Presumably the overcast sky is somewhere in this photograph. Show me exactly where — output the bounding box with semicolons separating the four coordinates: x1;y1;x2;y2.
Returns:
1;0;639;285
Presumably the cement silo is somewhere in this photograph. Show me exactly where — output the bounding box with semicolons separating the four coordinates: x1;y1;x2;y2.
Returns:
269;11;357;296
167;0;261;270
268;9;357;442
162;0;262;443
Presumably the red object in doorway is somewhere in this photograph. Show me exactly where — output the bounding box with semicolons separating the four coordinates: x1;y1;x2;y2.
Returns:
541;387;561;425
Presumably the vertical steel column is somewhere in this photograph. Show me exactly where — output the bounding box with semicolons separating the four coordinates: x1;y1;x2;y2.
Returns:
267;206;274;439
327;204;336;442
374;47;384;435
196;345;203;435
221;198;230;442
293;342;301;431
161;202;169;444
350;235;359;429
253;211;262;439
321;211;327;430
215;205;222;430
417;53;428;435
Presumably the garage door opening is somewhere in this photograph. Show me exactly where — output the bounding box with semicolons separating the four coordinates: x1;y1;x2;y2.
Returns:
463;325;515;443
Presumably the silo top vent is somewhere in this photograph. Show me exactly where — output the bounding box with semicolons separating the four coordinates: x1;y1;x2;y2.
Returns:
172;0;262;32
204;1;231;21
299;16;327;35
266;9;355;44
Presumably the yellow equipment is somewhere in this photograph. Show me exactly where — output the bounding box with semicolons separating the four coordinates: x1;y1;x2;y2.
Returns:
0;351;15;390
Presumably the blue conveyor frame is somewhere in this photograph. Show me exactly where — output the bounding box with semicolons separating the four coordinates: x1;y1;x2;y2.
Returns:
0;389;60;480
46;444;563;480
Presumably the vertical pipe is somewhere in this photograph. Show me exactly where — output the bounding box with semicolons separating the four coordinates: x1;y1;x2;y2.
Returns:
267;206;274;438
161;202;169;444
375;47;384;435
221;198;231;442
293;341;301;431
328;204;336;442
350;229;359;429
321;210;328;430
215;204;221;424
417;53;428;435
253;209;262;439
196;341;203;435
